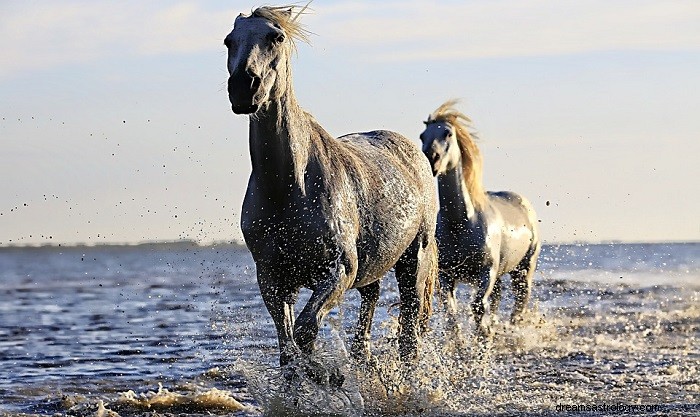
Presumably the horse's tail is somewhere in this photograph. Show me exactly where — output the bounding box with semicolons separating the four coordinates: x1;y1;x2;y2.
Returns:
418;235;439;334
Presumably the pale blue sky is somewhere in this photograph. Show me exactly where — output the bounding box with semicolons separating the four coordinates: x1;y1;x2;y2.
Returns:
1;0;699;245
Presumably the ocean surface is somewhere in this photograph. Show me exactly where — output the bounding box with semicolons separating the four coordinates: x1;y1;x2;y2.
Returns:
0;241;698;416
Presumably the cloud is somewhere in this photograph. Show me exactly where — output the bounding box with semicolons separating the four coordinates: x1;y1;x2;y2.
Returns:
1;0;699;78
307;0;700;61
0;1;236;78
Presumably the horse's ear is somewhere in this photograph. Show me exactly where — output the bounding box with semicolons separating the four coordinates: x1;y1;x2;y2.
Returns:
283;8;293;17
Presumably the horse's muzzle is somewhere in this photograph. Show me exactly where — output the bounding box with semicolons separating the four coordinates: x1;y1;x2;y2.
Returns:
228;70;261;114
231;103;260;114
424;152;441;177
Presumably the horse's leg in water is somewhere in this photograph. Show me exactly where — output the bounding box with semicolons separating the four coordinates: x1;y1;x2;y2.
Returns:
394;232;434;361
472;268;496;342
293;261;349;386
294;264;347;353
351;280;380;365
440;272;473;354
510;245;539;324
489;275;503;321
256;264;300;367
439;273;461;334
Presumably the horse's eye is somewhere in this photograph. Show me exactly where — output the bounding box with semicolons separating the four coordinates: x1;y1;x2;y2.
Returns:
443;130;451;138
268;32;285;44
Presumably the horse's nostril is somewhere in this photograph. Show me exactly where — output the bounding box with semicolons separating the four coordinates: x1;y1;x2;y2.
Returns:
245;69;261;90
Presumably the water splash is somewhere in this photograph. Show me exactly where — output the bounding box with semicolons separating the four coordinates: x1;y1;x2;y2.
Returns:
234;329;365;417
63;383;251;416
227;290;699;416
3;244;698;415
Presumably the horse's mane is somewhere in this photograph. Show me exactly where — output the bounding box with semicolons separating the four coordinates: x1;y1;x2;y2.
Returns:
251;5;311;49
426;99;486;210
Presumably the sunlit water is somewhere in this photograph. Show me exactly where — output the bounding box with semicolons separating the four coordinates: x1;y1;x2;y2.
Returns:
0;242;698;416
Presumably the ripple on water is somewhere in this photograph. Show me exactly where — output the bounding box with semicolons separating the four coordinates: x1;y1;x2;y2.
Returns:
1;244;698;416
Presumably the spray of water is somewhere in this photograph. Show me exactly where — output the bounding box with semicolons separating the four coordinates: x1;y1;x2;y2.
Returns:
226;287;698;416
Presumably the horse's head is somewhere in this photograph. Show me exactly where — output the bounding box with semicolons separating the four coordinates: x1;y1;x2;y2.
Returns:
420;120;461;176
224;8;297;114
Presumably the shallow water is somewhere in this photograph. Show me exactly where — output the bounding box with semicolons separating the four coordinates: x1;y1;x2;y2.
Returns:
0;242;698;416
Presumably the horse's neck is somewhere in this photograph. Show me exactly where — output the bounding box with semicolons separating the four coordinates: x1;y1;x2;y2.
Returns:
438;165;477;221
249;82;312;199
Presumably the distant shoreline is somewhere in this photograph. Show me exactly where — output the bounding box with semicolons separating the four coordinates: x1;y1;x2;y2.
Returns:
0;239;697;251
0;239;248;251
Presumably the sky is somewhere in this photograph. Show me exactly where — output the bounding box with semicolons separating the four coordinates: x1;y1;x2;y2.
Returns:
1;0;699;246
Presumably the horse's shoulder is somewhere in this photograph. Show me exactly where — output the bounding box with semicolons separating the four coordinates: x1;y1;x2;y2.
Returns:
488;190;522;202
484;191;538;241
487;191;535;210
337;130;411;149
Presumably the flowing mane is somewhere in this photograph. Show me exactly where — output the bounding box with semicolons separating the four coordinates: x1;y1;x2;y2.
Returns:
426;99;486;210
250;5;311;48
420;98;540;342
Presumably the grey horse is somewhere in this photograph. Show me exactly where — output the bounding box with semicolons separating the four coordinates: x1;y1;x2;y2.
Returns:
419;100;540;340
224;6;438;385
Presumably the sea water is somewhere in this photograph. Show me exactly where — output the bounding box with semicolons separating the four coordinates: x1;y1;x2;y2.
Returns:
0;242;697;416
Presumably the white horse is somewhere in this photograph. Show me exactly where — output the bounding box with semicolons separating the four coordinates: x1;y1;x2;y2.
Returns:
224;6;438;386
419;100;540;340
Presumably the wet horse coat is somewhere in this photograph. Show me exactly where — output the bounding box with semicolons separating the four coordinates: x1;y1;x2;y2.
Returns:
419;100;540;339
224;6;438;384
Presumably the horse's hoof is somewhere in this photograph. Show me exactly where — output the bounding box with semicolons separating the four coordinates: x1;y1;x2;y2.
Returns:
283;365;300;382
353;353;379;372
351;346;379;369
329;369;345;387
510;314;525;325
303;360;345;387
366;355;379;370
475;325;493;341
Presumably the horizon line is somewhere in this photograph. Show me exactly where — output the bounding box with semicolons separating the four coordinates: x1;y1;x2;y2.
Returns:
1;238;698;251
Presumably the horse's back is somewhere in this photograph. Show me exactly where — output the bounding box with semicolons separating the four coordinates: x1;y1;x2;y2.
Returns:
333;130;437;286
487;191;540;271
335;129;436;212
487;191;538;237
337;130;432;181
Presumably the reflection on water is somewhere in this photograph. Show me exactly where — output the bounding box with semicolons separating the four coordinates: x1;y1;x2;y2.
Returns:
0;242;698;416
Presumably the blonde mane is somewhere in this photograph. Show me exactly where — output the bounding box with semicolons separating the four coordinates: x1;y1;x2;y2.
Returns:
426;99;486;210
251;5;312;49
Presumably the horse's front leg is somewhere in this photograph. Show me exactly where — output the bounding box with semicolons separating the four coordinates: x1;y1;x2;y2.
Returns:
294;263;348;352
438;272;470;352
472;268;496;342
256;264;300;367
489;276;503;321
293;260;350;386
351;280;380;365
439;273;460;323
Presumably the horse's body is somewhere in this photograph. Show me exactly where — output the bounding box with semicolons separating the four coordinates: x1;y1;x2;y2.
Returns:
419;100;540;339
224;6;437;385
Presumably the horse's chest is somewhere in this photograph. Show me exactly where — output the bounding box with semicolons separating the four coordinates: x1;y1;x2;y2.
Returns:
242;208;339;265
437;221;493;276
